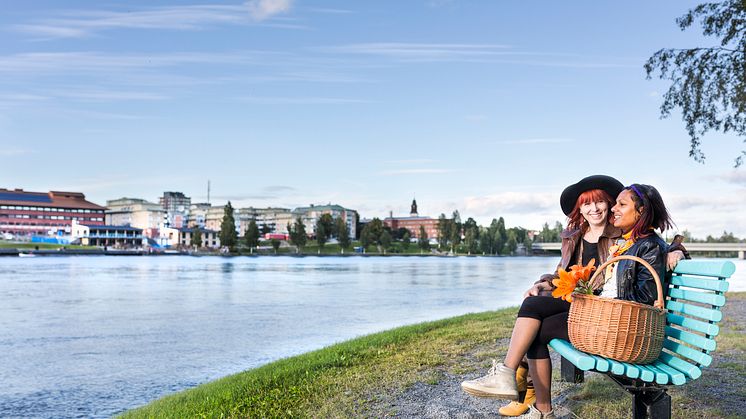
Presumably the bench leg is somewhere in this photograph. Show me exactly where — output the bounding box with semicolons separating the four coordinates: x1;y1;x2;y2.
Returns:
560;356;584;383
633;389;671;419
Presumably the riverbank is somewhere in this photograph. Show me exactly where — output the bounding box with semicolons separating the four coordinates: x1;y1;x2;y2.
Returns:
121;292;745;418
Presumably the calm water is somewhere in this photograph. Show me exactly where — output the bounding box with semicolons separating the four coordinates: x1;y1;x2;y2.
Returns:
1;256;744;418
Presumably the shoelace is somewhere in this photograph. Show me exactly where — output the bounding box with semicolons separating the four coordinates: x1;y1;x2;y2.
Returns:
474;359;500;382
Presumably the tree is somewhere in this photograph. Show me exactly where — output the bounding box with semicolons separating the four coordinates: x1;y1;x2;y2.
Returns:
479;226;493;255
505;230;518;255
380;230;392;253
243;220;260;250
191;226;202;248
315;217;329;248
336;217;351;251
450;210;462;252
464;226;479;255
260;223;271;235
524;235;534;255
401;230;411;251
437;213;450;250
418;225;430;252
271;238;281;254
219;202;237;250
645;1;746;166
495;217;507;255
288;217;307;252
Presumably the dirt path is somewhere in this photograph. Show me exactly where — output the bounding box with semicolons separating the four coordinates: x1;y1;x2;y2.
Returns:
365;293;745;418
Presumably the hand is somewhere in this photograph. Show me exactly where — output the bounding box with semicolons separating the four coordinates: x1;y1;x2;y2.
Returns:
524;282;552;298
666;250;685;271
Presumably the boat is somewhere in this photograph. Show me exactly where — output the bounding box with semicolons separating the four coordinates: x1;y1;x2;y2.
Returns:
18;252;36;257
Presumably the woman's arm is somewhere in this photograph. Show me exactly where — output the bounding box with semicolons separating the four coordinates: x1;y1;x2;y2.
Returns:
631;240;667;306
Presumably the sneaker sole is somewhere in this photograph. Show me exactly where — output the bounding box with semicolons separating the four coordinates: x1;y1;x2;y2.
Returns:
461;383;519;400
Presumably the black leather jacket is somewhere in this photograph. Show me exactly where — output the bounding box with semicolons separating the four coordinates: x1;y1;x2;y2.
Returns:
614;235;668;306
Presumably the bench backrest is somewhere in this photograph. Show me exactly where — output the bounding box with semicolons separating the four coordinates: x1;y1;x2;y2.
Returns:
663;260;736;378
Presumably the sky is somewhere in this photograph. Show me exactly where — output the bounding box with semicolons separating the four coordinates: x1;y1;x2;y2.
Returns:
1;0;744;238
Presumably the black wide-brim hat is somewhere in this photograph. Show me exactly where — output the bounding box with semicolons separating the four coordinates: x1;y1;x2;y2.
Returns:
560;175;624;216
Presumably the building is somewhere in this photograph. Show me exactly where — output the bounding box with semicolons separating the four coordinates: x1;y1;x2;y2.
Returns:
187;203;212;228
160;191;191;229
177;227;220;248
71;220;143;247
0;188;105;237
291;204;357;239
383;199;439;240
236;207;292;235
105;198;165;238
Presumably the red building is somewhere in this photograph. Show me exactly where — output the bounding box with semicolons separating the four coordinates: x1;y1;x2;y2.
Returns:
383;199;439;240
0;188;106;237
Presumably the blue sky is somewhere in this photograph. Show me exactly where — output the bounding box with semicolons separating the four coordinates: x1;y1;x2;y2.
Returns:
1;0;744;237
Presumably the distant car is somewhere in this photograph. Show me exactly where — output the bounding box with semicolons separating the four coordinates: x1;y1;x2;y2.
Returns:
2;233;13;240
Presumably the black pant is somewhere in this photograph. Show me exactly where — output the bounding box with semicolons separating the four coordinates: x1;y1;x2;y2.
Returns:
516;296;570;359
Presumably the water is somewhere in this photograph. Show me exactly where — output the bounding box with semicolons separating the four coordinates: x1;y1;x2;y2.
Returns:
0;256;743;418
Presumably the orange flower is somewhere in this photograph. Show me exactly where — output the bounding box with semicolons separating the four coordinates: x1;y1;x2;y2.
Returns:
569;258;596;282
552;268;578;302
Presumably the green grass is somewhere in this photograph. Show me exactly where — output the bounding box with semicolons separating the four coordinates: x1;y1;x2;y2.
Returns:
122;293;746;418
121;308;515;418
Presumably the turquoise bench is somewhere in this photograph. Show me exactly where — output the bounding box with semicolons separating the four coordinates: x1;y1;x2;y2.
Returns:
549;260;736;419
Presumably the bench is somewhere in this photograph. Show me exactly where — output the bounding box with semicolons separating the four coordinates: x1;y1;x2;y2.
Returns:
549;260;736;419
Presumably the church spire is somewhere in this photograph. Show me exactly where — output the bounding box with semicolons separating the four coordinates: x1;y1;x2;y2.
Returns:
410;197;418;217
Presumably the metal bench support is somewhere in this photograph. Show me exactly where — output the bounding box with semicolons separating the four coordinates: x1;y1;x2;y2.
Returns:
560;356;584;383
633;389;671;419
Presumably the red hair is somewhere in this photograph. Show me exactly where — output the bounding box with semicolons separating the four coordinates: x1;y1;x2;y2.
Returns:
567;189;615;232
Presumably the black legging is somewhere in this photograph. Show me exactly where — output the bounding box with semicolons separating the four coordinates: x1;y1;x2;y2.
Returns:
517;296;570;359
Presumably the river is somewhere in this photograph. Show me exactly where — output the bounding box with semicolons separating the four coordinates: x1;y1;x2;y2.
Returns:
1;256;743;418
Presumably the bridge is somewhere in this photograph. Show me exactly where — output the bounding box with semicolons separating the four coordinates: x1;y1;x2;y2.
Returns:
532;242;746;259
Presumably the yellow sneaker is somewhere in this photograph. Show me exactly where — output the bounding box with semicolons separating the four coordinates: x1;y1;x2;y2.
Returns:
498;387;536;416
516;363;529;393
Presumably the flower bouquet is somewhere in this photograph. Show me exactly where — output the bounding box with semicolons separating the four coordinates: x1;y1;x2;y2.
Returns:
551;258;597;302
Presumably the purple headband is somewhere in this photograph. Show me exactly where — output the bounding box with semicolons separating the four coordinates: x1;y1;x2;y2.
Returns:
628;185;644;201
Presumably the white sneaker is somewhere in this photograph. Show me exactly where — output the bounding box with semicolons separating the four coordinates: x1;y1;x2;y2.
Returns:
527;405;556;419
460;360;519;400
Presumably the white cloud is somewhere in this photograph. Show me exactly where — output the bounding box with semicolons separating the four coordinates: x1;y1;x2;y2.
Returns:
237;96;371;104
378;169;456;176
246;0;293;21
495;138;576;145
11;4;301;39
0;148;34;156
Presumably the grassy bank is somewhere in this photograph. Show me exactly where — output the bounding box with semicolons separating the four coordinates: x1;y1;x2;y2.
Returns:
120;293;746;418
121;309;516;418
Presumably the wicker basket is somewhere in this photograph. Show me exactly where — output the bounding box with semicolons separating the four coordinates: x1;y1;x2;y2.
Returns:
567;255;666;364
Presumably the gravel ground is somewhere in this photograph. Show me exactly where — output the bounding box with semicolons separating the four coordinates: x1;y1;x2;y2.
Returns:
364;294;745;418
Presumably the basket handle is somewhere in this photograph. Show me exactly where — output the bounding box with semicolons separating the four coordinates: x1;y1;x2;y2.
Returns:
589;255;665;310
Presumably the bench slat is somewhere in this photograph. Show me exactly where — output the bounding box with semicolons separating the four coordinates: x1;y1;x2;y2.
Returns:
671;260;736;277
643;364;669;384
620;362;641;379
668;288;726;307
636;365;661;383
658;352;702;380
666;300;722;322
665;326;717;351
548;339;595;370
607;359;626;375
670;275;729;292
667;313;720;336
591;355;610;372
663;339;712;367
652;361;687;385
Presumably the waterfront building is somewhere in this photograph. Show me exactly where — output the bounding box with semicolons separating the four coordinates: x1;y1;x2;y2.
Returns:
291;204;357;239
0;188;105;237
159;191;191;229
383;199;439;240
236;207;292;235
71;220;143;247
105;198;165;238
187;203;212;228
177;227;220;248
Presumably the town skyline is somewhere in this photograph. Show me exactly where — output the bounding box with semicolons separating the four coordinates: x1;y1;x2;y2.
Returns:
2;1;745;238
